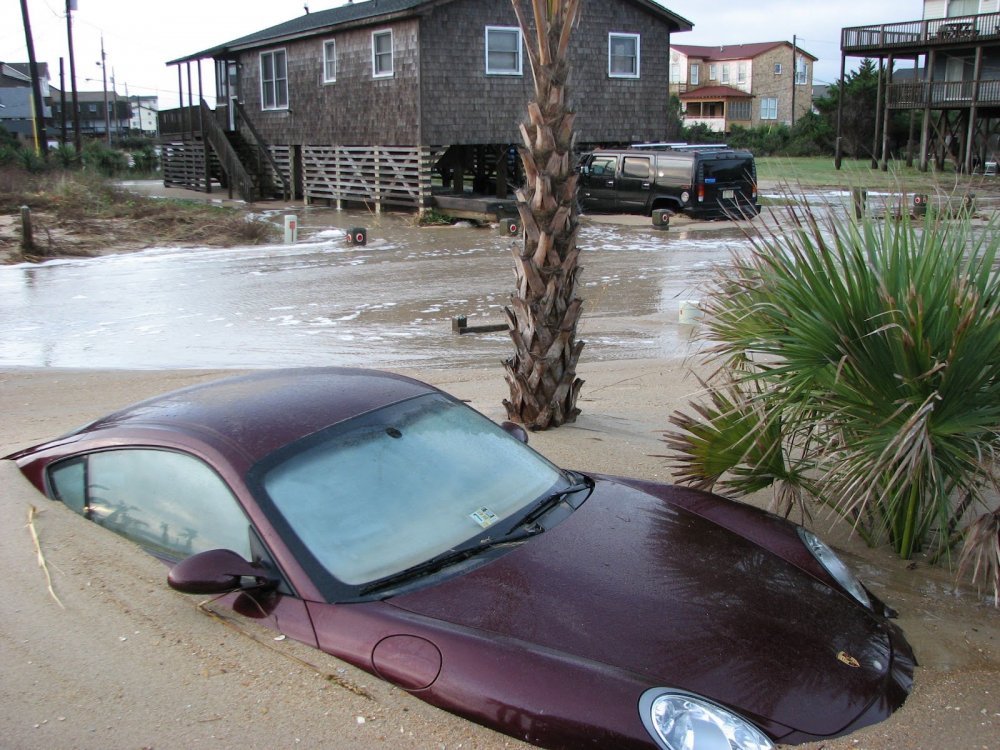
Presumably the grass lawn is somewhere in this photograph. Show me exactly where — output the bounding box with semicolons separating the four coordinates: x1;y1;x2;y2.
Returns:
756;156;997;194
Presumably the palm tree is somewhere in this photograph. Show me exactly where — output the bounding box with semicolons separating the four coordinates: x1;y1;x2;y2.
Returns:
503;0;584;430
666;196;1000;583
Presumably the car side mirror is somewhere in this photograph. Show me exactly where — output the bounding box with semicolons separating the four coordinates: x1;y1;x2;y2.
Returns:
168;548;276;594
501;420;529;444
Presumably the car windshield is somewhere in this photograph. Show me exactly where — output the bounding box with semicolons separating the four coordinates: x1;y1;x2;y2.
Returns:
256;393;567;590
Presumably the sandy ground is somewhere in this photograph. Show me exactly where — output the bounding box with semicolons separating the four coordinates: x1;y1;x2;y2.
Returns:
1;179;998;748
1;361;998;750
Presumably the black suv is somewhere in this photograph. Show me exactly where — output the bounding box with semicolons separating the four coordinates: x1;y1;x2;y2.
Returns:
578;145;759;220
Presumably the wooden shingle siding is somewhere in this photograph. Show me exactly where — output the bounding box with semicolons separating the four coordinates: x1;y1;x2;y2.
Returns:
418;0;672;145
238;19;421;146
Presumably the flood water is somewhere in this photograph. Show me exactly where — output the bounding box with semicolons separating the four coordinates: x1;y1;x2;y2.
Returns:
0;208;750;370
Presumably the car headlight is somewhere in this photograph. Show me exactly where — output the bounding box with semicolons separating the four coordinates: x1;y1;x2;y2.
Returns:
639;689;774;750
797;527;871;609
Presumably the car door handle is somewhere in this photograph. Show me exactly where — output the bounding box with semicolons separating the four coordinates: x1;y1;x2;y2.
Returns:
642;182;650;188
605;180;615;187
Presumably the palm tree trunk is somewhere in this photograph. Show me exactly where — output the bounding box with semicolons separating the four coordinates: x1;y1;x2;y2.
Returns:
504;0;584;430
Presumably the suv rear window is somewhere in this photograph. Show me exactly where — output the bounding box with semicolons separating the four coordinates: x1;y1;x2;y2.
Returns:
702;158;754;183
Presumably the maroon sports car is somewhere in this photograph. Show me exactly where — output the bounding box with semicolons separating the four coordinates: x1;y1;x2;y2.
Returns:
5;368;914;749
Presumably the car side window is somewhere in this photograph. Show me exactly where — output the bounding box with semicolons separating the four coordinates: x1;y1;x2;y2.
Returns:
48;449;251;561
622;157;651;180
589;156;616;177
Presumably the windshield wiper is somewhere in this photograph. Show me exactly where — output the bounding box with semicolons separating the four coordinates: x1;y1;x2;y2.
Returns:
506;473;593;535
360;475;593;597
360;546;480;595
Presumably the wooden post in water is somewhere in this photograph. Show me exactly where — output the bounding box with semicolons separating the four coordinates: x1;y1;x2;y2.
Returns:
20;205;35;254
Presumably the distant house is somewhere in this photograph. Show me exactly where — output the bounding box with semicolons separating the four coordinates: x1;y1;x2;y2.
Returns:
0;62;53;142
160;0;693;207
668;42;817;132
50;90;131;140
840;0;1000;172
129;95;159;136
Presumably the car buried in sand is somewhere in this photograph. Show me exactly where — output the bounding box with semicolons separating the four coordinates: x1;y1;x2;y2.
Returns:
5;368;914;750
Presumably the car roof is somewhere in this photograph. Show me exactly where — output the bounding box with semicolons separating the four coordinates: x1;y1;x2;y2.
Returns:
70;368;436;464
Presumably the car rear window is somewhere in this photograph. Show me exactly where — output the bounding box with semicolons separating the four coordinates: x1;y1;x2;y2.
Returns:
702;158;754;183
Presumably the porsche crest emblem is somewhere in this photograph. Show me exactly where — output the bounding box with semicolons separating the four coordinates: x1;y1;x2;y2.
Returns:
837;651;861;668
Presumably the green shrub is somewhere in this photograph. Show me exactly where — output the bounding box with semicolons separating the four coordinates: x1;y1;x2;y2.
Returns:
666;193;1000;565
81;140;129;176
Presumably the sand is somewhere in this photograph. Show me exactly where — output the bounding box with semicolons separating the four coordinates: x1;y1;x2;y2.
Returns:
1;361;997;749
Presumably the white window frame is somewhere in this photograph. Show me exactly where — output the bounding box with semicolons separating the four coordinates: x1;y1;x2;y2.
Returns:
721;64;730;83
738;62;747;83
795;56;808;85
670;63;680;83
485;26;522;75
608;32;640;79
708;63;717;80
260;49;288;110
774;62;783;74
323;39;337;83
372;29;394;79
760;96;778;120
690;63;700;85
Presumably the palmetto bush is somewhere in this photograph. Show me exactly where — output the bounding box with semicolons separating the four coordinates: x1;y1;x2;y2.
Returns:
665;196;1000;601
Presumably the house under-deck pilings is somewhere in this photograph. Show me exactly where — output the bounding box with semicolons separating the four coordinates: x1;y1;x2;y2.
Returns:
159;0;692;213
839;3;1000;172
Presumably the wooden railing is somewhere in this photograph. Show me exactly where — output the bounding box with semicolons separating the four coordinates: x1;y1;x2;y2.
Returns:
158;106;201;138
199;100;258;201
233;100;290;200
843;12;1000;52
887;78;1000;108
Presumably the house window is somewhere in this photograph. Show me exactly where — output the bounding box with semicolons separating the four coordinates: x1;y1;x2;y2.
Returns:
729;99;751;120
670;63;680;83
485;26;522;75
260;49;288;109
690;64;700;85
721;64;730;83
760;97;778;120
372;29;393;78
323;40;337;83
708;64;717;80
738;62;747;83
795;56;808;85
608;33;640;78
774;62;783;74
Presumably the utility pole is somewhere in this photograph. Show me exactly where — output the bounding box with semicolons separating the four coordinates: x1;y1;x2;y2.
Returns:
65;0;82;155
791;34;797;127
18;0;48;157
99;36;111;145
59;57;67;145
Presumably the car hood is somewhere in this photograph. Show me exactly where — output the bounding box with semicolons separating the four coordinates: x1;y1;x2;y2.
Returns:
388;476;905;738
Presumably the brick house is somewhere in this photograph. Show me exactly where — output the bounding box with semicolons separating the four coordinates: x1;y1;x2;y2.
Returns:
160;0;692;208
668;42;816;132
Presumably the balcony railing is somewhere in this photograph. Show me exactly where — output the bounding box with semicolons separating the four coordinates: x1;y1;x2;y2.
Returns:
843;12;1000;52
887;78;1000;108
681;117;726;133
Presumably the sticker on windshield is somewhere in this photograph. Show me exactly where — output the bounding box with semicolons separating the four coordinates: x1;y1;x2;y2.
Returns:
470;507;499;529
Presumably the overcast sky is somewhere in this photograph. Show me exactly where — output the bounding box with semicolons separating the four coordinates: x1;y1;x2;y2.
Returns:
2;0;921;109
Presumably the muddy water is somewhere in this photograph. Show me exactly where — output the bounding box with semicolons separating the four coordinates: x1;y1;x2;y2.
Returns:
0;209;747;370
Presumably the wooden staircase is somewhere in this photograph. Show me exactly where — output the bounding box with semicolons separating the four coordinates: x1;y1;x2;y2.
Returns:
199;100;291;202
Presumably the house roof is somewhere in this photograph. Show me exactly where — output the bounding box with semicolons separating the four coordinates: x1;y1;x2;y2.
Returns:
673;42;817;62
679;85;753;100
169;0;692;64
